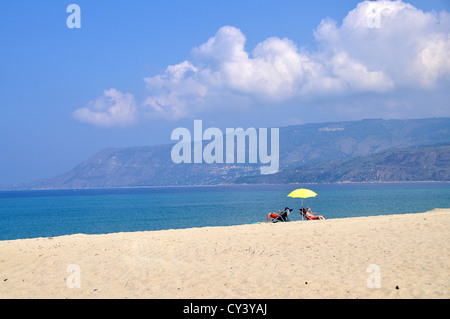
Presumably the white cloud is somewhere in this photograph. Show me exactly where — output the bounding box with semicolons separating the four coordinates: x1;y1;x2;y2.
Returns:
412;33;450;88
142;61;208;120
193;27;310;98
141;26;316;119
72;89;137;127
301;51;394;96
314;0;450;89
74;0;450;126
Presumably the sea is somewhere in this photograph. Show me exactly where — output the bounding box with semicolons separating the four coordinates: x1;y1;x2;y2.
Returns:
0;182;449;241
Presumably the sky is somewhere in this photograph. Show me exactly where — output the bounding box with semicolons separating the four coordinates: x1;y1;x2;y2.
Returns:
0;0;449;185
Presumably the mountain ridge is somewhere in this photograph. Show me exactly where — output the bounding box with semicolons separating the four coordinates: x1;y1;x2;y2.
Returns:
235;143;450;184
5;117;450;190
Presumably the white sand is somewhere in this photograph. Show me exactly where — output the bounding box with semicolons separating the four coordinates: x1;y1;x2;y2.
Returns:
0;209;449;299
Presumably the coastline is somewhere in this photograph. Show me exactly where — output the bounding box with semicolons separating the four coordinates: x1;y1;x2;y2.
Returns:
0;209;449;299
1;180;449;192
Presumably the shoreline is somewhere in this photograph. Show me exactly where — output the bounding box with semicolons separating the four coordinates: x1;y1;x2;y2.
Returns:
1;208;448;242
0;209;449;298
1;180;449;192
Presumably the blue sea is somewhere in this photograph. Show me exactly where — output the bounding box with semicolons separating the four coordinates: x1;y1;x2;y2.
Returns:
0;182;449;241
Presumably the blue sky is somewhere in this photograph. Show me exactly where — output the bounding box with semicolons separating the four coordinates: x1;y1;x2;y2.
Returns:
0;0;449;185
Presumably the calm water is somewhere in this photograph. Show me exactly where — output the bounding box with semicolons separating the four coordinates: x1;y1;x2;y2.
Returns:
0;182;449;240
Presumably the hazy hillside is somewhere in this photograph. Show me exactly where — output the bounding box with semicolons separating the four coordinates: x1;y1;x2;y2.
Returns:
277;117;450;169
235;143;450;184
21;118;450;189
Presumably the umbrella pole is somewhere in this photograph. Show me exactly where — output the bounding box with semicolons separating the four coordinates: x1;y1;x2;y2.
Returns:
301;198;304;221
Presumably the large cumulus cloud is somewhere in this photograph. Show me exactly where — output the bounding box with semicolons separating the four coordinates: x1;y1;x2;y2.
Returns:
73;0;450;126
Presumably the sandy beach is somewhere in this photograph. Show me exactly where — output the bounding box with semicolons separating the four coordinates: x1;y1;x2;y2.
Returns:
0;209;449;299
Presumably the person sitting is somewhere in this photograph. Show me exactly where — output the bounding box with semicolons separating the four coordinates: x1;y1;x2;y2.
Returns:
279;207;292;221
300;207;325;220
267;212;279;222
267;207;292;223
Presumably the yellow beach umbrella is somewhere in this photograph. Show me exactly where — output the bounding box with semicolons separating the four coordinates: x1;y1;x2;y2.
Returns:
287;188;318;220
287;188;317;199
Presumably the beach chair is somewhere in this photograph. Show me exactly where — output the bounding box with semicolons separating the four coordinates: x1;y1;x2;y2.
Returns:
274;208;292;222
268;208;292;223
